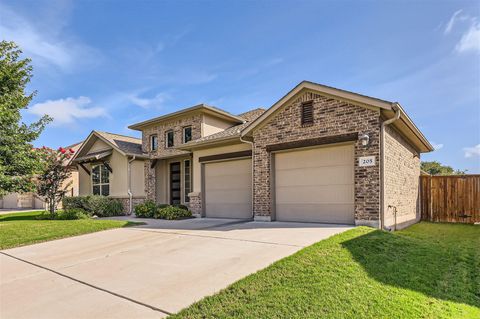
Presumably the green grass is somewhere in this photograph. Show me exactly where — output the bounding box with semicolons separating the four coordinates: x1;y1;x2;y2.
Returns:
0;211;140;250
173;222;480;319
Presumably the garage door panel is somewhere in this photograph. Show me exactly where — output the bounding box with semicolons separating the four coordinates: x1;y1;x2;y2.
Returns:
205;158;252;219
274;144;355;224
275;166;353;187
276;185;354;204
276;204;355;224
276;146;354;169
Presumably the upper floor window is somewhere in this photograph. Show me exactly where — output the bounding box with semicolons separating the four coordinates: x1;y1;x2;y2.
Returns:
92;164;110;196
301;101;314;125
166;130;174;148
150;135;158;151
183;126;192;143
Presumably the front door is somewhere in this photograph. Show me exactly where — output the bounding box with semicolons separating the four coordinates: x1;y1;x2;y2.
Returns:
170;162;181;205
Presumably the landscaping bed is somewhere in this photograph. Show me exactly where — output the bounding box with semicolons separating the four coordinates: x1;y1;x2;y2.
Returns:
134;200;192;220
0;210;139;250
173;222;480;319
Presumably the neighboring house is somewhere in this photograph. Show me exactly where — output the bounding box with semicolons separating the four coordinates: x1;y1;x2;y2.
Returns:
71;131;148;213
0;141;83;210
129;81;433;230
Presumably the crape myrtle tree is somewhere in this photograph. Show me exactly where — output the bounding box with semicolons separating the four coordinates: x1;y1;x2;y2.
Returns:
0;41;51;196
36;147;75;217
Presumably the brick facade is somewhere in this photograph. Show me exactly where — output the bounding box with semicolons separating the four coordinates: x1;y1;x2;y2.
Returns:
252;91;381;225
142;114;202;201
383;125;421;230
188;192;202;217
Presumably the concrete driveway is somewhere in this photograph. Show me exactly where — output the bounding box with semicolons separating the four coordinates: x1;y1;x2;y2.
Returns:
0;218;352;319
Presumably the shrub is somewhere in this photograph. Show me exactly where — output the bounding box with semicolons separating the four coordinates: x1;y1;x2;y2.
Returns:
86;196;123;217
63;196;89;211
155;205;192;220
134;200;157;218
157;203;169;209
173;204;189;211
57;208;90;220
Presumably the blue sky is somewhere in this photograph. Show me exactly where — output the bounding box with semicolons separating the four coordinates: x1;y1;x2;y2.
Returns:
1;0;479;172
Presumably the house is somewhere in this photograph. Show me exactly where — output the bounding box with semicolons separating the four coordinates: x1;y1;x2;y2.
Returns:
0;141;83;210
71;131;148;213
128;81;433;230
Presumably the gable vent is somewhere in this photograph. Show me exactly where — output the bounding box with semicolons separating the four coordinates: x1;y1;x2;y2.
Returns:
301;101;314;125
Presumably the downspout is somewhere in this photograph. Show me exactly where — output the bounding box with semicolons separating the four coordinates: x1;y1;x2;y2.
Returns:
127;155;136;215
380;103;401;230
240;130;255;219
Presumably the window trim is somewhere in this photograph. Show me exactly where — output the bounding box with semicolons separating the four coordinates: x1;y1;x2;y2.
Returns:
150;134;158;151
165;130;174;148
91;163;110;196
183;126;192;144
184;159;191;202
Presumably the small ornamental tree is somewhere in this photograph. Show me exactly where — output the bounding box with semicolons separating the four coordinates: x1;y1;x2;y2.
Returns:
36;147;75;217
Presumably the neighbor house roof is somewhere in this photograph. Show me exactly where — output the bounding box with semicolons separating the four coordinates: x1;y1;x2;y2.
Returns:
128;103;244;131
72;130;147;163
241;81;433;153
177;108;266;150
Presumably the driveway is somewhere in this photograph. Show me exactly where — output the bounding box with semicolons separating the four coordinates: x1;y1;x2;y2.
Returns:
0;218;352;319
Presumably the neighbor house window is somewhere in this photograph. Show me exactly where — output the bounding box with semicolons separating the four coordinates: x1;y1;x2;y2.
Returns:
166;130;174;148
92;164;110;196
184;160;191;202
183;126;192;143
150;135;158;151
301;101;314;125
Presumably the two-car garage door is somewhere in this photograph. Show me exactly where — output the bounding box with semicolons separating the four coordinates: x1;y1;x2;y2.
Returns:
274;144;355;224
204;158;252;219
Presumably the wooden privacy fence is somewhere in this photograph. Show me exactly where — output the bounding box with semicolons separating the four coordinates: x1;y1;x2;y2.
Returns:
420;175;480;223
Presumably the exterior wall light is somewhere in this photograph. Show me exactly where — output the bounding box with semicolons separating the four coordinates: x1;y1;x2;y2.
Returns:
359;133;370;146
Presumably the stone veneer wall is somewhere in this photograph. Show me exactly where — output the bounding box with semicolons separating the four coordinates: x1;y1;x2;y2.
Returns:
383;125;421;230
142;113;203;201
188;192;202;217
113;197;146;215
252;91;381;225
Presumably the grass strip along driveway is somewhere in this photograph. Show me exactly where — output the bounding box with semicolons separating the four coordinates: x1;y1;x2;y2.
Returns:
0;211;139;250
173;222;480;319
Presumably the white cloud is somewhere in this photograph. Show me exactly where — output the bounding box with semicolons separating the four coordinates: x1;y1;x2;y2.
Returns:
444;10;463;34
29;96;107;125
455;20;480;53
464;144;480;158
0;3;99;71
127;92;169;108
431;142;444;150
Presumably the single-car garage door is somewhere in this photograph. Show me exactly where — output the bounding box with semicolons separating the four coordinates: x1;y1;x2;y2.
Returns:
204;158;252;219
274;144;354;224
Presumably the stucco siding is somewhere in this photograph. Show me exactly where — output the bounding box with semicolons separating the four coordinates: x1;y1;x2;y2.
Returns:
384;125;421;230
202;114;234;137
130;160;146;197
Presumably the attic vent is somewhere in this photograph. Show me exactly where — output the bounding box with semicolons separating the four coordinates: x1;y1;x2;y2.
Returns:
301;101;314;125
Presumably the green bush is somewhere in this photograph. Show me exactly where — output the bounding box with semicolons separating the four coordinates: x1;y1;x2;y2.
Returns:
173;204;189;211
157;203;169;209
62;196;124;217
155;205;192;220
86;196;123;217
134;200;157;218
57;208;90;220
63;196;89;211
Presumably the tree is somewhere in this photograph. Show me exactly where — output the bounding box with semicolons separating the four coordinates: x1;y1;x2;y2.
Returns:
0;41;51;196
36;147;75;216
421;161;467;176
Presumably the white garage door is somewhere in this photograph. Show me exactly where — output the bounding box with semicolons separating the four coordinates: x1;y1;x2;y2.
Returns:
204;158;252;219
274;144;355;224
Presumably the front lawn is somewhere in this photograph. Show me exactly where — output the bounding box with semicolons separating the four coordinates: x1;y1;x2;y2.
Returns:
0;211;139;250
173;222;480;319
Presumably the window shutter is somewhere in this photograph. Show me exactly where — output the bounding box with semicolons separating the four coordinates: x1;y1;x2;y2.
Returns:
301;101;314;125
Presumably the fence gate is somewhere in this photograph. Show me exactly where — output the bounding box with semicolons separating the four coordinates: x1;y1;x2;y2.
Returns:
420;175;480;223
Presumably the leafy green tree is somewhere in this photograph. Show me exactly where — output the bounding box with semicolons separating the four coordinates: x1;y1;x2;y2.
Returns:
421;161;467;176
0;41;51;196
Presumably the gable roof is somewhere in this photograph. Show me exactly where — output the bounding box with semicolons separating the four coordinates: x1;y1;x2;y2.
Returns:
177;108;265;149
241;81;433;153
71;130;147;163
128;103;244;131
